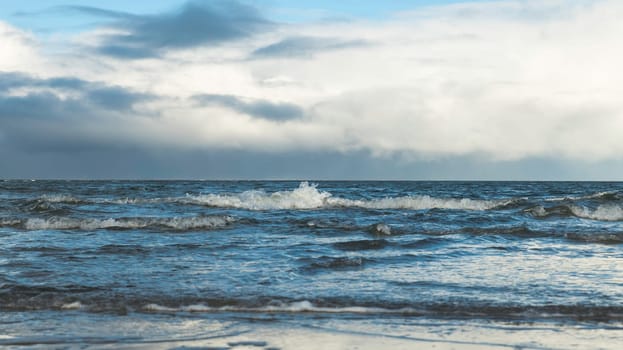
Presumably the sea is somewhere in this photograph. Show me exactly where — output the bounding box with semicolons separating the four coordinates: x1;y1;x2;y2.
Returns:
1;180;623;349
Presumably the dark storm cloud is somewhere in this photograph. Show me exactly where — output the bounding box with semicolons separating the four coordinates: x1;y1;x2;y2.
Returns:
251;36;369;59
194;94;304;121
2;144;618;180
0;72;154;151
62;1;271;58
86;86;153;111
0;92;107;152
0;72;153;111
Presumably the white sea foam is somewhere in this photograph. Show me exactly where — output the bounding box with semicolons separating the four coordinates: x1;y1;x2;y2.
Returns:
570;205;623;221
526;205;548;217
527;204;623;221
545;191;619;202
186;182;500;211
0;218;21;226
372;223;392;235
144;304;179;312
61;301;83;310
143;301;411;314
329;195;500;210
22;215;234;231
39;194;84;203
187;182;332;210
109;197;160;205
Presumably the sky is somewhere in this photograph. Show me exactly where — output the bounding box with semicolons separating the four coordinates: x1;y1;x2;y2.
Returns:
1;0;622;180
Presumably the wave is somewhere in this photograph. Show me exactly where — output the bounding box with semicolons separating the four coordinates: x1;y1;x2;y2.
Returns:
545;191;622;202
61;301;84;310
527;204;623;221
1;215;234;231
139;301;623;321
2;285;623;322
15;183;534;212
452;226;623;244
570;205;623;221
564;232;623;244
21;201;62;214
370;223;392;235
332;239;389;251
460;225;545;238
39;194;86;204
26;187;620;213
143;300;400;315
302;256;369;270
0;218;21;227
185;182;505;211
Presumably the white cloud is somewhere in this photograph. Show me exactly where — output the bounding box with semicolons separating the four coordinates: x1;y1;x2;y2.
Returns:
0;22;42;73
3;0;623;163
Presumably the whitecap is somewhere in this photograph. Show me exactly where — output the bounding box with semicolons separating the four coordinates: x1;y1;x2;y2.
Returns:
61;301;83;310
372;223;392;235
142;300;410;314
22;215;234;231
39;194;85;203
570;205;623;221
186;182;501;211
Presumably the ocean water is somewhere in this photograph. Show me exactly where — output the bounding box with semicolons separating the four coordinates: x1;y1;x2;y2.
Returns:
1;180;623;349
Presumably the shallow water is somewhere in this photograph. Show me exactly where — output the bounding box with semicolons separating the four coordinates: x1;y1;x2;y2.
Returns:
1;180;623;348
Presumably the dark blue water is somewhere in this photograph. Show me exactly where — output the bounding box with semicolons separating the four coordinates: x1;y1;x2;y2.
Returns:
2;181;623;348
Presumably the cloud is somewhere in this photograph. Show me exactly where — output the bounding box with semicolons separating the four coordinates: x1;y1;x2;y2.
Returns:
2;0;623;179
0;72;153;110
0;72;88;92
70;0;271;58
0;72;155;151
52;5;137;19
0;22;41;72
251;36;369;58
193;94;304;121
14;5;135;20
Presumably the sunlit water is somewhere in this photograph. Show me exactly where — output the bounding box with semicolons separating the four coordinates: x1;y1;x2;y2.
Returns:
1;180;623;348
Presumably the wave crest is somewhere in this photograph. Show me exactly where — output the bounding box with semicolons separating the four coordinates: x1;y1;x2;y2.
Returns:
545;191;622;202
187;182;331;210
527;204;623;221
570;205;623;221
8;215;235;231
187;182;502;211
143;300;395;314
39;194;85;204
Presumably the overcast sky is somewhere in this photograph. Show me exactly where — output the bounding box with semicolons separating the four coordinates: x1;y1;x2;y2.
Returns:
1;0;622;180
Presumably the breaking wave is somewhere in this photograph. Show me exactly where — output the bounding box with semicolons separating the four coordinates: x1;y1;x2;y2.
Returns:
141;301;623;321
545;191;622;202
2;215;234;231
143;300;400;314
569;205;623;221
527;204;623;221
38;194;86;204
186;182;504;211
3;283;623;321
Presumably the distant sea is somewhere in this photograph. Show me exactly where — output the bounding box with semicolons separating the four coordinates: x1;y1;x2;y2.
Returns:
2;180;623;349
